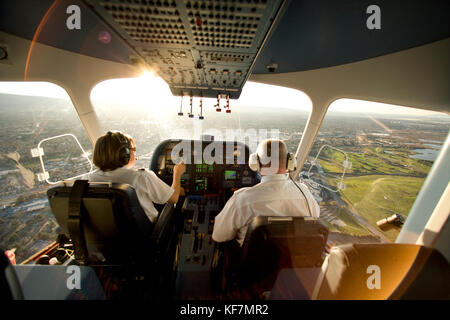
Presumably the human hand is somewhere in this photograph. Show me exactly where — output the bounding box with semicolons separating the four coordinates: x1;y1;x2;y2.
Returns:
5;248;16;265
173;161;186;178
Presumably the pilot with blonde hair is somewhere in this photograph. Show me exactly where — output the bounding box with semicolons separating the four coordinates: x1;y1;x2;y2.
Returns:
89;131;185;222
212;139;320;246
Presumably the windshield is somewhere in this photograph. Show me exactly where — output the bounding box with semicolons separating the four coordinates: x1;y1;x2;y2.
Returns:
0;82;92;263
301;99;450;244
91;75;312;168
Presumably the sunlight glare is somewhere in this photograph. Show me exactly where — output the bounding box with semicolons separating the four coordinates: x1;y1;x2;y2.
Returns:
91;73;178;111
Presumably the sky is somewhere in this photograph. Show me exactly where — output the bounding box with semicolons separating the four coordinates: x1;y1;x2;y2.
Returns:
0;81;71;100
0;76;447;117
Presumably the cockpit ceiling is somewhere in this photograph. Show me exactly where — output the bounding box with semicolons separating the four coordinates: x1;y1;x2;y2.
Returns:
0;0;286;99
88;0;285;99
252;0;450;75
0;0;449;98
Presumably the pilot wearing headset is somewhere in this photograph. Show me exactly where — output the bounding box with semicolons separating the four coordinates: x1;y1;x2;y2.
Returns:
88;131;186;223
212;139;320;246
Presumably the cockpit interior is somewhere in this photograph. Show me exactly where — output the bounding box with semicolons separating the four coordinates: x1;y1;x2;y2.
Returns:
0;0;449;304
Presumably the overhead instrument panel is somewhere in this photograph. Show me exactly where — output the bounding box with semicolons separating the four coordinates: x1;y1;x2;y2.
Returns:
85;0;286;99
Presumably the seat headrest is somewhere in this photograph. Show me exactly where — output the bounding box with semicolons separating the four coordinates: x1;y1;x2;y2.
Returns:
241;216;329;268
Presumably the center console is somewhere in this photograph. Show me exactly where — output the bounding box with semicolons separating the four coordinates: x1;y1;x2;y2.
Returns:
150;139;259;298
175;195;221;297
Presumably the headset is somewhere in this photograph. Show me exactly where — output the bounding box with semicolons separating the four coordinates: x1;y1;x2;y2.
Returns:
107;130;131;167
249;151;296;172
248;143;313;217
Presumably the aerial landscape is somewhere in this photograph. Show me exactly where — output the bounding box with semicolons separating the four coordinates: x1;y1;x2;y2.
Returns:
0;92;449;262
303;112;448;243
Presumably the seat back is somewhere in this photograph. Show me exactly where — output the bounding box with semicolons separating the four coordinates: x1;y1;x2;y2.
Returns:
47;181;154;264
0;249;24;300
239;216;329;289
151;203;175;246
389;246;450;299
311;243;449;300
13;265;105;300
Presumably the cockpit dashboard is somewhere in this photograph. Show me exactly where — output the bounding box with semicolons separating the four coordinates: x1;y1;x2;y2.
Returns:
150;139;259;195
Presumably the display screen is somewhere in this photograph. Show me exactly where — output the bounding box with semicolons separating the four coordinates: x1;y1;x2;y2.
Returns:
195;163;214;173
224;170;237;180
194;177;208;191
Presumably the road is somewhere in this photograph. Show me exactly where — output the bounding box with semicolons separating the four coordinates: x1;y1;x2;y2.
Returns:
312;164;391;243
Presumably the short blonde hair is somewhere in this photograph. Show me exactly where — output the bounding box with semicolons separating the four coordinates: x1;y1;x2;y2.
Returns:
93;131;135;171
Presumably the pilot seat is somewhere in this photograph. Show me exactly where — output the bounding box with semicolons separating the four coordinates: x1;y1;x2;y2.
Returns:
47;180;179;298
47;180;157;264
218;216;329;298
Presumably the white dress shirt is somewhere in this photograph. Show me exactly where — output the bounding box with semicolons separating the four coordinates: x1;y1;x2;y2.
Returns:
88;167;174;222
212;173;320;246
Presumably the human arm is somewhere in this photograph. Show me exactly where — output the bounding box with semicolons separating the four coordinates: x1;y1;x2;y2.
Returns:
167;162;186;204
212;195;239;242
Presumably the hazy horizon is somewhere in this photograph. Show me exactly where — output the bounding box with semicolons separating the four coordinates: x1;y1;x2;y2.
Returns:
0;79;449;117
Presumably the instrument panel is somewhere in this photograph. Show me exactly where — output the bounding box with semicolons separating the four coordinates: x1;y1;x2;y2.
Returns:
150;139;259;298
150;139;259;195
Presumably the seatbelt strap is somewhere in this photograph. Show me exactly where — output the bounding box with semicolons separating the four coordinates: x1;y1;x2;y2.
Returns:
68;180;89;265
289;175;313;217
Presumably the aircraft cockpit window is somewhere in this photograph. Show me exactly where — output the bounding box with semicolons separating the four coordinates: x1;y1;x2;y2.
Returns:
301;98;450;245
0;82;92;263
305;145;351;193
32;133;93;184
90;76;312;167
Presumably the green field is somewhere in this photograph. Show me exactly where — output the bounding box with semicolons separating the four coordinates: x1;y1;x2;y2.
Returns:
340;175;425;241
321;205;373;237
313;146;432;242
317;147;431;177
